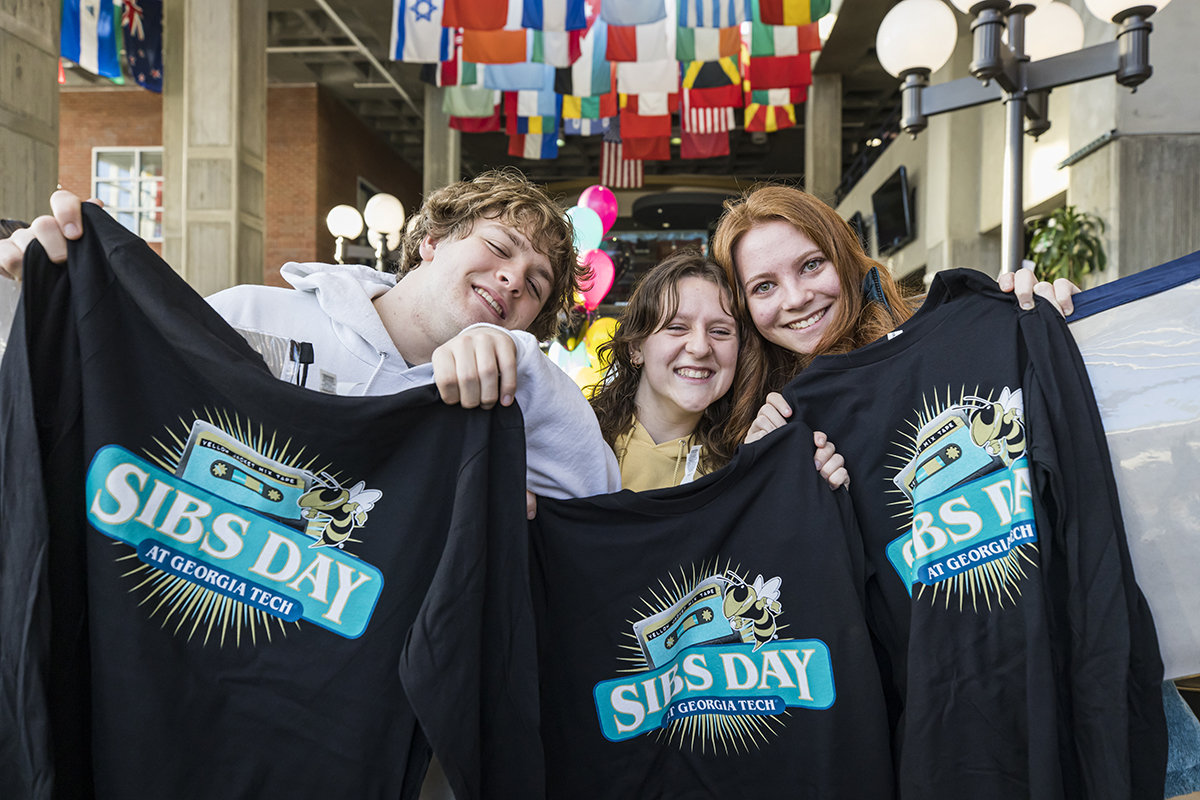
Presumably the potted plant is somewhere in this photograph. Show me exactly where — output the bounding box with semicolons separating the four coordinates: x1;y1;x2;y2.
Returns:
1024;205;1107;285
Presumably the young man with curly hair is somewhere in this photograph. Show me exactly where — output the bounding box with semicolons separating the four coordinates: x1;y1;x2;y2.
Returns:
0;171;621;507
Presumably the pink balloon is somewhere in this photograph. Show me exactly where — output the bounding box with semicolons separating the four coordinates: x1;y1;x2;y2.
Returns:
579;185;619;234
579;249;615;312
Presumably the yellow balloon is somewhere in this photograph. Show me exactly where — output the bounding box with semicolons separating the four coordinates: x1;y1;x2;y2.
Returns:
573;365;605;397
585;316;619;369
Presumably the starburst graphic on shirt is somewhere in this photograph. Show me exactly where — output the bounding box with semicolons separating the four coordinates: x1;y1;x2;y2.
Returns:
885;385;1037;612
616;560;792;754
111;408;355;647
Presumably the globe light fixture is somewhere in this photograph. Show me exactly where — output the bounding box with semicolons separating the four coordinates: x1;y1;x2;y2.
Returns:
363;193;405;235
875;0;959;78
326;204;364;264
1019;3;1085;61
1084;0;1170;23
884;0;1159;273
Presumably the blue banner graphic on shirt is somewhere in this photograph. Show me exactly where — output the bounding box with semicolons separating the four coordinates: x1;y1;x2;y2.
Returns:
86;445;383;638
887;455;1037;593
594;640;834;741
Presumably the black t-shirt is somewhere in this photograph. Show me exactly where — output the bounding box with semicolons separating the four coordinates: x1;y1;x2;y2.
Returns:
783;269;1166;799
532;419;894;799
0;206;540;800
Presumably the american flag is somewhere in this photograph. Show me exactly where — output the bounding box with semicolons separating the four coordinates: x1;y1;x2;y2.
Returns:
599;141;643;188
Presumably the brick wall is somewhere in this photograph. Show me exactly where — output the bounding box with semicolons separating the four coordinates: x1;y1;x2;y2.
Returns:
58;84;423;283
315;87;423;265
59;87;164;255
265;86;319;287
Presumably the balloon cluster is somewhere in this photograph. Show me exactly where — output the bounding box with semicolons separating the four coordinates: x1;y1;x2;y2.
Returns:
566;185;618;313
553;185;622;392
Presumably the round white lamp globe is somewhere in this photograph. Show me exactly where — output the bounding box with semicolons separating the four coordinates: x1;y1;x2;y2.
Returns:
1023;3;1085;60
325;204;364;239
876;0;959;78
364;193;406;235
1084;0;1169;22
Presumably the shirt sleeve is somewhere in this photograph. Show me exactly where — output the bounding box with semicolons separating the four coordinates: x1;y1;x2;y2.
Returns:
462;323;621;499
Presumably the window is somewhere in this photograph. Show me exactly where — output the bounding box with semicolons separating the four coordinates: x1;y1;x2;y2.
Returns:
92;148;164;242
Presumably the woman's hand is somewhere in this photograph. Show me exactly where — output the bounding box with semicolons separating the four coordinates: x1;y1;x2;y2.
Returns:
814;431;849;490
744;392;792;444
997;269;1080;317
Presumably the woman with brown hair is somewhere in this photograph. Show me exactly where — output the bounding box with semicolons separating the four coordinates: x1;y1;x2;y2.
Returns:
588;246;846;491
710;184;1077;446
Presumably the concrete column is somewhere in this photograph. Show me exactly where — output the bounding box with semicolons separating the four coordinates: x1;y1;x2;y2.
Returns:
803;73;842;206
162;0;267;295
423;86;461;196
0;0;59;222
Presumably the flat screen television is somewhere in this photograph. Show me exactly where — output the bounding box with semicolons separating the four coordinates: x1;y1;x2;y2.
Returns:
847;211;871;255
872;166;915;256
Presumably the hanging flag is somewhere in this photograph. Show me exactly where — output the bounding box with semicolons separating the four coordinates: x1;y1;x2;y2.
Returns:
62;0;121;78
623;135;670;160
606;23;671;62
445;0;508;30
451;105;502;131
390;0;451;62
757;0;830;26
509;132;560;159
619;92;677;115
683;83;742;108
744;99;796;131
554;21;609;95
680;130;729;158
444;86;500;116
523;0;587;31
616;60;678;94
681;102;734;133
121;0;162;93
504;91;562;134
562;89;617;119
747;53;811;89
680;57;740;89
420;30;481;87
462;28;527;63
600;0;665;26
485;61;557;91
619;109;671;138
599;140;643;186
677;0;745;28
676;25;739;62
747;85;807;105
532;28;586;66
750;20;820;57
564;116;611;135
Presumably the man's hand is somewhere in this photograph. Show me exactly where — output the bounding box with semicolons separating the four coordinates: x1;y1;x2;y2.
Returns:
0;191;96;282
997;269;1080;317
814;431;849;490
744;392;791;444
431;326;519;409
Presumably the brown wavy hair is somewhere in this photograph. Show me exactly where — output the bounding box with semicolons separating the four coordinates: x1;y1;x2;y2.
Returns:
588;248;753;473
397;168;584;341
711;183;916;447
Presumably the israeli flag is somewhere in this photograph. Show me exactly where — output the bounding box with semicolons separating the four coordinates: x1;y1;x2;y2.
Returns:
61;0;121;78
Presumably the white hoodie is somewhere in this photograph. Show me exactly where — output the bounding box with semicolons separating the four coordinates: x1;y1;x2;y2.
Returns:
207;261;621;500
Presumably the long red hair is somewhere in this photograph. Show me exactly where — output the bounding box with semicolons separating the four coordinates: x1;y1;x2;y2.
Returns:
711;184;916;449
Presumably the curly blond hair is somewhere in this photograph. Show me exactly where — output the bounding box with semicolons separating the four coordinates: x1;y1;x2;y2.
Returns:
398;169;584;341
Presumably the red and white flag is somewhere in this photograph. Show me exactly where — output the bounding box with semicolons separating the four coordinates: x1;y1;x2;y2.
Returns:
600;141;644;188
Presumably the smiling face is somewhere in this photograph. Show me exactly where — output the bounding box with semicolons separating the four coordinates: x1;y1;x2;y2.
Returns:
631;277;739;440
416;217;555;340
733;219;843;356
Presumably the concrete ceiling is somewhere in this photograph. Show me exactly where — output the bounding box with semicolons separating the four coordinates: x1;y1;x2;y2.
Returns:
66;0;905;191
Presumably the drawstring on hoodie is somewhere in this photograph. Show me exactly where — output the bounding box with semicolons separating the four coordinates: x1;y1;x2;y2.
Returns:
362;351;387;395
